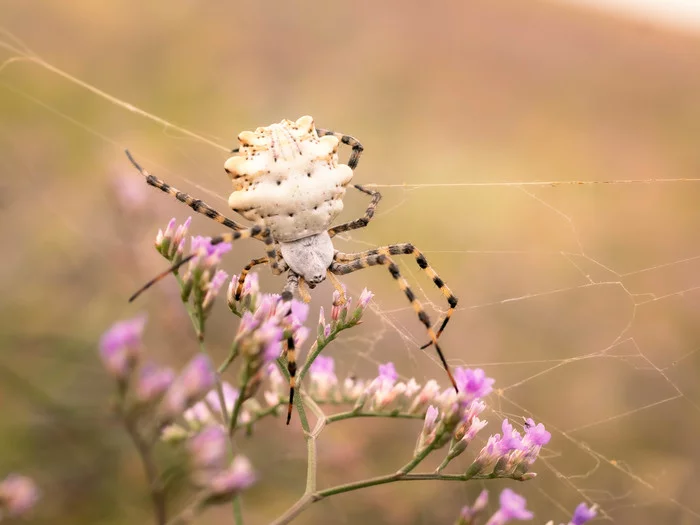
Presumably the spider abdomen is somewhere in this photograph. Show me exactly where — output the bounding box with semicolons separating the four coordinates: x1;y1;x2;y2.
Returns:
225;116;353;243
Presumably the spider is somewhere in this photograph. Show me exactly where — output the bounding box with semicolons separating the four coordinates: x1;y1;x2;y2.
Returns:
126;116;459;424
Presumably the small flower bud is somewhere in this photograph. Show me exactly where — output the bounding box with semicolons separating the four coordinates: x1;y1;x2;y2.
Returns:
188;426;228;479
160;354;216;423
99;314;147;381
134;363;174;404
207;456;256;497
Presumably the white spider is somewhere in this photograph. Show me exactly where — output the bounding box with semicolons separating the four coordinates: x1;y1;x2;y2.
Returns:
126;116;459;423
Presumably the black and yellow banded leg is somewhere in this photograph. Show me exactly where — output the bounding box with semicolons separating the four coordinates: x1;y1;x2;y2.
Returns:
326;270;347;305
284;334;297;425
233;256;289;300
125;150;245;231
330;247;458;392
315;128;364;170
334;243;458;345
129;224;278;302
328;185;382;238
278;276;298;425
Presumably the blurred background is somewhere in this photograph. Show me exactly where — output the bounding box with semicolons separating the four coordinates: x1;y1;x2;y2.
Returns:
2;1;700;523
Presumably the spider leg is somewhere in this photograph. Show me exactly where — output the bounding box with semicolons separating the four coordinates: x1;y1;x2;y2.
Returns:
129;225;279;302
315;128;364;170
126;150;245;231
328;185;382;238
280;276;300;425
331;246;458;392
234;255;289;300
297;278;312;303
326;270;348;305
334;244;458;345
284;333;297;425
127;152;283;279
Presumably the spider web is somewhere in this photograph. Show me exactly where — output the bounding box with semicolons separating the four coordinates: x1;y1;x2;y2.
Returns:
2;5;700;524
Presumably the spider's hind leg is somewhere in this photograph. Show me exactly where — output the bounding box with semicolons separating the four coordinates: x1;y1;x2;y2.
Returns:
331;245;459;391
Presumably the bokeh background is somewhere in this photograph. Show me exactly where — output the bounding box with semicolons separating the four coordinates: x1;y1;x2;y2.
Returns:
2;1;700;524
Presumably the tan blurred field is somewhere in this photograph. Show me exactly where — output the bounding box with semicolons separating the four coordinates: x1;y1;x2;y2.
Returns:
2;1;700;524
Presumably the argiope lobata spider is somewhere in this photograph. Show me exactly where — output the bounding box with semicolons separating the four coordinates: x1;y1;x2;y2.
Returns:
127;116;459;424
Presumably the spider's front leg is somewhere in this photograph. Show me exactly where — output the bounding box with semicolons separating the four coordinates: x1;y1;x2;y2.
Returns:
315;128;364;170
125;150;245;231
129;224;279;302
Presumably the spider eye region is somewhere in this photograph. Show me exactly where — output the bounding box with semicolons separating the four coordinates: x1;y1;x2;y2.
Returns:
279;232;334;284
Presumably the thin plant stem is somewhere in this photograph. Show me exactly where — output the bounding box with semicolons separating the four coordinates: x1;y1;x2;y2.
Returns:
175;274;230;425
122;410;167;525
232;494;243;525
228;366;252;437
325;410;424;424
165;490;211;525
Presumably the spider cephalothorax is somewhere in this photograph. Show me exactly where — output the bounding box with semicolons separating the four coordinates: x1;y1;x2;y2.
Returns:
127;116;458;424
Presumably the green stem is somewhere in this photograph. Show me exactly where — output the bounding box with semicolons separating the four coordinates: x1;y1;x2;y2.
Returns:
176;274;229;426
298;320;357;383
218;343;239;374
122;408;166;525
165;490;210;525
270;471;501;525
232;494;243;525
325;410;424;424
228;367;251;437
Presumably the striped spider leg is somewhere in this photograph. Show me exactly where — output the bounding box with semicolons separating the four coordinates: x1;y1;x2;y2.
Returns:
330;244;459;391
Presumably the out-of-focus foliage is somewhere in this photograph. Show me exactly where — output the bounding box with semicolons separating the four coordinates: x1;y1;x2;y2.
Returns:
2;1;700;524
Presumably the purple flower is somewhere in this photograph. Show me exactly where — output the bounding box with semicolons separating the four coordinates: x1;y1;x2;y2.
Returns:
0;474;39;517
135;363;175;403
409;379;441;413
357;288;374;309
484;489;533;524
316;305;331;338
156;218;177;247
378;362;398;383
182;382;240;429
190;236;232;265
423;405;440;432
309;356;338;399
202;269;229;309
522;418;551;446
455;367;494;400
188;426;228;473
161;355;216;422
205;382;239;418
569;503;597;525
415;405;441;452
330;287;348;321
289;300;309;327
310;355;335;377
99;314;147;380
179;354;216;400
460;489;489;521
208;456;256;496
464;416;488;442
241;272;259;297
498;419;524;454
155;217;191;260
